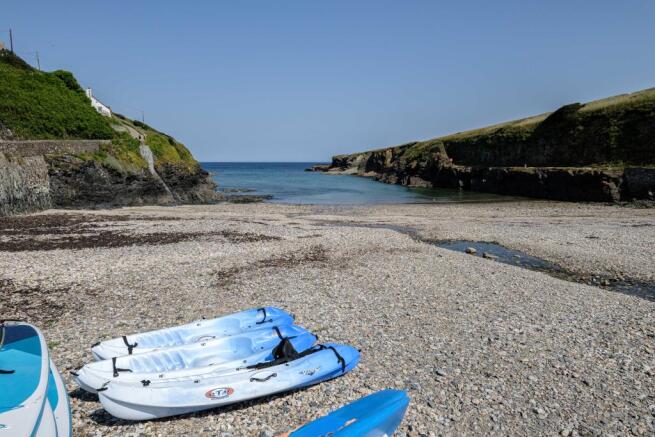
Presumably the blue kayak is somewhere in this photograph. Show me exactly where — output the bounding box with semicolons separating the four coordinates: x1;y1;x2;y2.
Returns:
288;389;410;437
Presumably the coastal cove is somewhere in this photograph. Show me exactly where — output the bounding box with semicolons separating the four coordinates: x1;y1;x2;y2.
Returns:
204;162;520;204
2;3;655;435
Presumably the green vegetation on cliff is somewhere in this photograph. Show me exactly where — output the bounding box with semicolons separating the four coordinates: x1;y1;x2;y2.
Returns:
111;114;197;169
0;50;199;173
0;50;114;139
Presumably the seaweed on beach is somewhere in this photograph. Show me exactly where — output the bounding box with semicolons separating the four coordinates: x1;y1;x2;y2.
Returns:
213;244;329;286
0;214;280;251
0;229;280;251
0;278;88;325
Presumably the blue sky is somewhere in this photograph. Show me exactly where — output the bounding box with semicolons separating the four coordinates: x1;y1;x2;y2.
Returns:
3;1;654;161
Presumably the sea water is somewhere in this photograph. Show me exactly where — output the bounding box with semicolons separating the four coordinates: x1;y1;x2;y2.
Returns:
202;162;516;204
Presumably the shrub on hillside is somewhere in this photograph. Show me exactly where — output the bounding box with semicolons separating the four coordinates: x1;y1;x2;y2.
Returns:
0;55;114;139
51;70;84;94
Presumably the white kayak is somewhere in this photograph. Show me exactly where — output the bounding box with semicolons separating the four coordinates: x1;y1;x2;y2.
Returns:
0;322;71;437
75;325;317;394
99;343;360;421
92;307;294;360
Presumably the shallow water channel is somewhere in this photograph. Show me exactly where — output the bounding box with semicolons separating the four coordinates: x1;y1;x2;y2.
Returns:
314;220;655;301
433;240;655;302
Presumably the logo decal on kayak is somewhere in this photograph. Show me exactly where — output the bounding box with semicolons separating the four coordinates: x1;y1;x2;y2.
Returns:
299;366;320;376
205;387;234;400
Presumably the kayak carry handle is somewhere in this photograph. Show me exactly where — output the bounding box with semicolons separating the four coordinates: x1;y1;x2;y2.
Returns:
122;336;138;354
250;372;277;382
256;307;272;325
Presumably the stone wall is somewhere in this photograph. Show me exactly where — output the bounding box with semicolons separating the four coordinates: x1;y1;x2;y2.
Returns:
0;152;51;216
0;140;108;157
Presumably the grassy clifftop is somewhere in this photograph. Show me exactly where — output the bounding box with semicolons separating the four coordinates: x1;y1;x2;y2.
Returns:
0;50;114;140
0;50;198;172
356;87;655;168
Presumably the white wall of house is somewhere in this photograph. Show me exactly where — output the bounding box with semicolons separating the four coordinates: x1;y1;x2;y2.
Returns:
85;88;112;117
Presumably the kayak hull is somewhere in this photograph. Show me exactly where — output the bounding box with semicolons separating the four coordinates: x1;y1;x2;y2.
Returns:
99;343;360;421
76;325;317;393
289;389;410;437
92;307;294;360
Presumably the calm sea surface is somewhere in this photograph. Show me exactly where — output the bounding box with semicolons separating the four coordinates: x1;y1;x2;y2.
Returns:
202;162;515;204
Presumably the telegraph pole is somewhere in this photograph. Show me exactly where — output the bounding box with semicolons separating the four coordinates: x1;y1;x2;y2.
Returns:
9;28;13;53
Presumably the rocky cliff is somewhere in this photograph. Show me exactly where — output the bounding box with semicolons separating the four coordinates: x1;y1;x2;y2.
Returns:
313;88;655;202
0;50;221;215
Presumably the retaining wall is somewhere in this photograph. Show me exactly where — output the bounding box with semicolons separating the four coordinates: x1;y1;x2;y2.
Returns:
0;152;51;216
0;140;108;157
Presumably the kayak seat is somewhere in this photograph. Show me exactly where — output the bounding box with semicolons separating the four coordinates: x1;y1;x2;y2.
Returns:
136;329;187;349
135;319;244;349
189;337;255;368
129;349;189;373
126;337;256;373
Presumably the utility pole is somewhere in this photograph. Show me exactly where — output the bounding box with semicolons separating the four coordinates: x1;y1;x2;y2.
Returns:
35;51;40;70
9;28;13;53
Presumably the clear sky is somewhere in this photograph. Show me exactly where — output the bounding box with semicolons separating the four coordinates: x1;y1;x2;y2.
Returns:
3;1;655;161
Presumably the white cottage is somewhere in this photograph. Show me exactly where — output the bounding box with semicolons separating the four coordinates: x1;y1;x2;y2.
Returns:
85;88;111;117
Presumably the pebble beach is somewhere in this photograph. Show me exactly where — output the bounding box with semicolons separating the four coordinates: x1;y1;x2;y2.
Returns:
1;201;654;436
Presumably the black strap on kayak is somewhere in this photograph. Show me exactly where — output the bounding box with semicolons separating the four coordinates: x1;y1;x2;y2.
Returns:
247;338;301;370
273;337;300;361
256;307;273;324
122;336;137;355
141;379;151;387
69;370;79;377
273;326;282;339
96;381;110;392
324;345;346;374
246;342;346;373
0;369;15;374
112;357;133;378
91;341;100;348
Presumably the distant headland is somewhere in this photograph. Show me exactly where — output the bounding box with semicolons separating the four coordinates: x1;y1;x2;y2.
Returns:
310;88;655;203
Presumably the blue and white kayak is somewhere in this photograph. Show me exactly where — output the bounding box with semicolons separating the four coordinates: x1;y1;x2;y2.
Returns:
75;325;317;393
98;343;360;421
0;322;50;436
0;322;71;437
92;307;294;360
286;389;410;437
